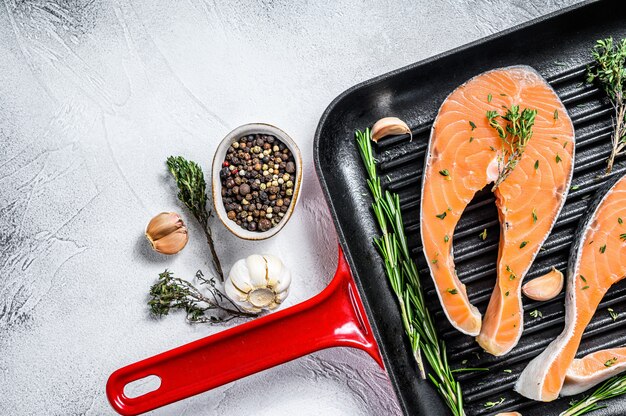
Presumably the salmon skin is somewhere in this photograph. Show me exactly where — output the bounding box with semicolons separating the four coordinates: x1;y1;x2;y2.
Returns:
516;173;626;401
420;65;575;353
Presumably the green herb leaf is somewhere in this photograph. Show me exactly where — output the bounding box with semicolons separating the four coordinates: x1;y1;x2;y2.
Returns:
486;105;537;190
520;241;529;249
436;211;447;220
469;136;475;143
582;285;590;290
451;367;490;373
439;169;450;177
619;217;623;225
167;156;224;281
469;121;477;130
571;185;580;191
148;270;255;324
530;309;542;318
609;307;619;322
483;397;504;409
447;288;458;295
532;208;538;224
580;275;587;283
605;357;618;367
167;156;209;227
586;37;626;174
503;369;512;374
556;153;562;163
480;229;487;240
488;93;492;103
506;264;517;280
444;235;450;243
534;160;539;170
600;244;607;253
620;233;626;241
554;109;559;120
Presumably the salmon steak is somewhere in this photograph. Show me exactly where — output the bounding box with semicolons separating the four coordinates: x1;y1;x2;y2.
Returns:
516;173;626;401
420;66;575;355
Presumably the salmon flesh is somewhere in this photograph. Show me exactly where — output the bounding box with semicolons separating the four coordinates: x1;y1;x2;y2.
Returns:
562;347;626;396
516;173;626;401
420;66;575;356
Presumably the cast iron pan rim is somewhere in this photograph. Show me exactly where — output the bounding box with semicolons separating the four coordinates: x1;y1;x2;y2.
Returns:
312;0;599;414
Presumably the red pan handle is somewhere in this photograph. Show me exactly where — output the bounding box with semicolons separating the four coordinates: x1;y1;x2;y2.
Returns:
106;247;382;415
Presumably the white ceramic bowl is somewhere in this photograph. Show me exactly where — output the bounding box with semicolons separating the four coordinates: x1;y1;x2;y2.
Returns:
212;123;302;240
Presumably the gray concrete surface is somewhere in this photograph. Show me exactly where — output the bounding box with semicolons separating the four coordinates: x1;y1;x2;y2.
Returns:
0;1;582;414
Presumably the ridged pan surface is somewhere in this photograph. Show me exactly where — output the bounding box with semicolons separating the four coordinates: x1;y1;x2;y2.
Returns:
314;1;626;415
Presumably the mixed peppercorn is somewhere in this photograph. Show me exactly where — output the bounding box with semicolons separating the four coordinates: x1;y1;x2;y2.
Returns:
220;134;296;232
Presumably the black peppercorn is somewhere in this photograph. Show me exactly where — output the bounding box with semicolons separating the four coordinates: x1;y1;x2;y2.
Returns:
239;183;250;196
258;218;271;231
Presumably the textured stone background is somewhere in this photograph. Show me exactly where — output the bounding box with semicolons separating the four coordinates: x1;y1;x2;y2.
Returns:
0;1;582;415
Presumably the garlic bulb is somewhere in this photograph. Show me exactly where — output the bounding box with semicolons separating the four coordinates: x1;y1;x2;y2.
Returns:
225;254;291;312
145;212;189;255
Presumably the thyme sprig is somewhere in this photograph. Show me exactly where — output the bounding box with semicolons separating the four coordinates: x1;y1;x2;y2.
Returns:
356;129;465;416
587;37;626;174
486;105;537;190
166;156;224;281
148;270;255;323
561;374;626;416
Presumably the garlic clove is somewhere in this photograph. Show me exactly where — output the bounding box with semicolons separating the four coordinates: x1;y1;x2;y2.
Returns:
371;117;412;142
274;267;291;294
150;229;189;255
145;212;188;255
263;254;283;287
246;254;268;288
522;267;564;301
229;259;254;293
275;289;289;303
146;212;185;240
224;276;248;303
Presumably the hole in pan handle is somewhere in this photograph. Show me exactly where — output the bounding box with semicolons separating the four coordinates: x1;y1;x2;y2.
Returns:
106;246;383;416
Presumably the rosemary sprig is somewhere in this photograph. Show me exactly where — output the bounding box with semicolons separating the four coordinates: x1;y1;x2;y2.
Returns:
148;270;255;323
486;105;537;190
167;156;224;281
356;129;465;416
587;37;626;174
561;374;626;416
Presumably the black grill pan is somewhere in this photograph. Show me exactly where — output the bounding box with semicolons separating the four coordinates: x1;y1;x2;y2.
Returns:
314;1;626;414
